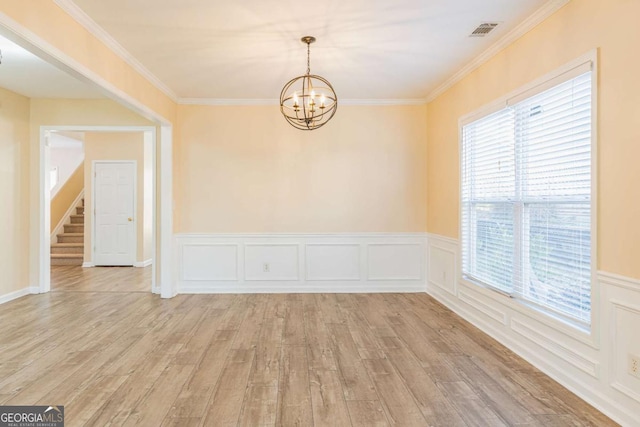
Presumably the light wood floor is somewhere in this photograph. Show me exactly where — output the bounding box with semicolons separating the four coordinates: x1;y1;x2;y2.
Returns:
51;265;151;292
1;270;616;426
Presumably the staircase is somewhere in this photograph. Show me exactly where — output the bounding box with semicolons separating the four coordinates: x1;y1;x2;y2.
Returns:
51;200;84;266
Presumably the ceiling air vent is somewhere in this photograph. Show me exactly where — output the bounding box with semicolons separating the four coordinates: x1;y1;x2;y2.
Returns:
469;22;499;37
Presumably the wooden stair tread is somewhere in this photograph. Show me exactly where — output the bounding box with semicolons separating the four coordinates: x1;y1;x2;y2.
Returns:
57;233;84;237
51;254;83;259
52;243;84;247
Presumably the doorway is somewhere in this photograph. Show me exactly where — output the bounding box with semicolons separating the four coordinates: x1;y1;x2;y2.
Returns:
42;126;159;294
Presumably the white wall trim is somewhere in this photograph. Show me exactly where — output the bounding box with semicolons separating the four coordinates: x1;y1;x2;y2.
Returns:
50;189;84;244
177;232;428;238
180;284;427;294
134;259;153;268
82;262;95;268
0;288;31;305
425;0;571;103
598;271;640;292
426;232;640;426
53;0;178;103
177;98;428;106
176;233;427;294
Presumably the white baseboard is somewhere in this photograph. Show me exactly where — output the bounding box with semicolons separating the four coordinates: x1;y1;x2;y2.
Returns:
175;233;428;294
426;232;640;426
0;288;31;305
51;190;84;243
134;259;152;268
82;262;95;268
180;283;427;294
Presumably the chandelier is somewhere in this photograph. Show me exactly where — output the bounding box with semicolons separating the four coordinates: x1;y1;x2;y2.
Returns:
280;36;338;130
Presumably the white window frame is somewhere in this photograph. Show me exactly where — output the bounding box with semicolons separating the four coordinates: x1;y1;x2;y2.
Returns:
458;50;598;335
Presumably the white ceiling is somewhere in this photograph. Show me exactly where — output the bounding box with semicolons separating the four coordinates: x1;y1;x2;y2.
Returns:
0;35;102;99
68;0;548;101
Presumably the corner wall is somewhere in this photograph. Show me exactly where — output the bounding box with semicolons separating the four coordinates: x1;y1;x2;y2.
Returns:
425;0;640;423
0;87;30;302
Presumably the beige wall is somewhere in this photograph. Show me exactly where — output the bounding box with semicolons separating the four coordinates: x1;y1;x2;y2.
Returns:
426;0;640;279
84;132;152;264
0;87;30;296
176;105;428;233
50;162;84;234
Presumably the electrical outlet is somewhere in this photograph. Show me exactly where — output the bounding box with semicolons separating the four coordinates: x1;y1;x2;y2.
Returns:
263;263;270;273
630;354;640;378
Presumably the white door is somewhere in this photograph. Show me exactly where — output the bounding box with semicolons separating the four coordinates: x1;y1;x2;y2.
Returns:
94;162;136;266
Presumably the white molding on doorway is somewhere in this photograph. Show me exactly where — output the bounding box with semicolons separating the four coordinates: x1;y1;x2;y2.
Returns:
40;126;159;294
91;160;138;268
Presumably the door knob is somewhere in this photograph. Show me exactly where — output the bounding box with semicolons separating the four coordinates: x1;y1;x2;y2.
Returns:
128;217;133;222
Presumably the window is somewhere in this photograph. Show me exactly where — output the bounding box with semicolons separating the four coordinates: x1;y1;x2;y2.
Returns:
461;62;593;325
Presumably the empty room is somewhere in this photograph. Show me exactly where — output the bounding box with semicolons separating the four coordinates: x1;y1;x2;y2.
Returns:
0;0;639;425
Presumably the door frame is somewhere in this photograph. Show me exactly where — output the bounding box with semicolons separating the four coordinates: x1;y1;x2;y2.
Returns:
92;160;138;267
40;126;160;294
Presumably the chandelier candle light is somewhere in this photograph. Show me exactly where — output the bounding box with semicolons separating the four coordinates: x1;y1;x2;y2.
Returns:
280;36;338;130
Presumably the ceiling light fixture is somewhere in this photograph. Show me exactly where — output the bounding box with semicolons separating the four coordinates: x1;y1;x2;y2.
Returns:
280;36;338;130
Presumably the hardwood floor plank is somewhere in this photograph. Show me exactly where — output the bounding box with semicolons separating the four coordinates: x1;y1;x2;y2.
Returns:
85;352;175;426
437;381;508;427
304;301;338;371
309;369;352;427
202;349;255;426
277;345;313;426
237;385;278;427
122;363;194;426
283;298;306;346
346;400;390;427
362;358;428;426
384;345;466;426
250;318;284;387
160;417;201;427
232;295;268;350
168;330;236;419
327;323;378;401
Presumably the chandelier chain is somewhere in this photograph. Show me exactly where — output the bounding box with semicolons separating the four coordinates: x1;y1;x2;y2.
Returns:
306;42;311;75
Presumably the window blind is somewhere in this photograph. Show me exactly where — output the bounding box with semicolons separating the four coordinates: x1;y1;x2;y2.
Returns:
461;68;592;324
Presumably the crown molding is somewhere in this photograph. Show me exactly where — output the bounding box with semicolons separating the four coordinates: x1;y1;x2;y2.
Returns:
53;0;178;103
178;98;427;106
424;0;571;103
179;98;279;106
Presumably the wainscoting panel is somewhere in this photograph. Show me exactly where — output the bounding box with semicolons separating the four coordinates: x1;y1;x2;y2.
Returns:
367;243;422;280
305;244;361;281
428;238;457;295
245;244;299;281
176;233;427;293
426;233;640;426
181;244;238;281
